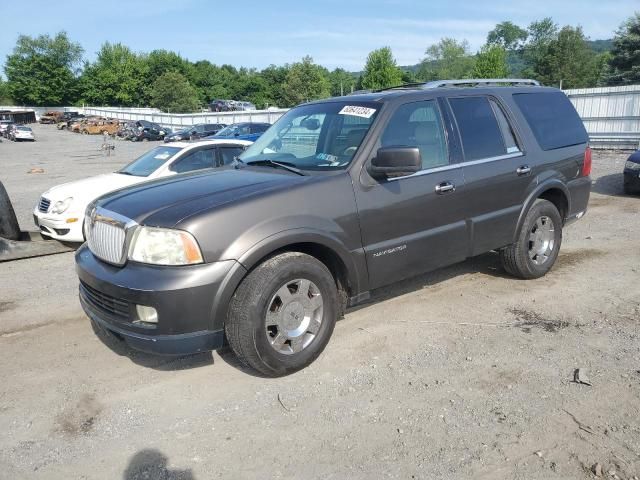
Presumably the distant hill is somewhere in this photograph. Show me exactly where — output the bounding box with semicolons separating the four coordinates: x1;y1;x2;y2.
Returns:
357;39;613;78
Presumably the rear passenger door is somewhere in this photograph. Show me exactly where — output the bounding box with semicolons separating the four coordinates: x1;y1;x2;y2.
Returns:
447;95;532;255
354;99;468;290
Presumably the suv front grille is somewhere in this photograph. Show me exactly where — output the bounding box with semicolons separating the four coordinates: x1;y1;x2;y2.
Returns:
86;213;128;265
38;197;51;213
80;281;130;319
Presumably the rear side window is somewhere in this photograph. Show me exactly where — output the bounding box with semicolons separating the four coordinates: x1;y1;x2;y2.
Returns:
512;92;588;150
449;96;506;160
489;99;520;153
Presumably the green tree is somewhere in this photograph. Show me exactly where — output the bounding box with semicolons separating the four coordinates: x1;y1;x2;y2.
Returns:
329;68;357;96
282;56;330;106
0;76;12;104
606;12;640;85
473;45;509;78
521;18;559;78
418;38;475;80
5;32;83;105
142;50;193;103
150;71;199;112
534;26;598;88
360;47;403;90
80;43;147;106
260;64;290;107
487;21;528;50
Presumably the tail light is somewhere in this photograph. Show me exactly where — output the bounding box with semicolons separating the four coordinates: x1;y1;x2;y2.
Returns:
582;146;592;177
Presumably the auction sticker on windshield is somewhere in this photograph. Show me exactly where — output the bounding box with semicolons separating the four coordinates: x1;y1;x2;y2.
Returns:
338;105;376;118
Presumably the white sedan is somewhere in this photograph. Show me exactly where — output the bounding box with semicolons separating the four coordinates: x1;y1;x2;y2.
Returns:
11;125;35;141
34;139;251;242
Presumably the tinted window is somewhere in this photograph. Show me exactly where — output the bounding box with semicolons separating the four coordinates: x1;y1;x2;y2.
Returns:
219;146;245;166
489;99;520;153
381;100;448;170
251;124;269;133
119;146;181;177
171;149;216;173
513;92;588;150
449;96;505;160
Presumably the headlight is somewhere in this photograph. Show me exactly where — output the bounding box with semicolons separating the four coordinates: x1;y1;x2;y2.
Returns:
51;197;73;214
129;226;203;265
625;160;640;170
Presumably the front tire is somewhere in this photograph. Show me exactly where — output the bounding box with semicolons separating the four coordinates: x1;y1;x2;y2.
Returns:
225;252;338;377
500;199;563;279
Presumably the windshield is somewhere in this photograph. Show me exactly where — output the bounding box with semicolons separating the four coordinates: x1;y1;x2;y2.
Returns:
239;101;380;170
216;124;248;137
119;146;181;177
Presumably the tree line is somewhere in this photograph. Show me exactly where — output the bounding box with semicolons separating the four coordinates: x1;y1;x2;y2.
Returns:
0;13;638;112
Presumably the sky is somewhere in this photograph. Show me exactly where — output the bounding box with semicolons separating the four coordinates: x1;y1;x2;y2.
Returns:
0;0;637;72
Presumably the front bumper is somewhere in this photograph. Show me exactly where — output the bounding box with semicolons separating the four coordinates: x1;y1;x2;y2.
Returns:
623;169;640;192
33;209;84;241
76;245;241;355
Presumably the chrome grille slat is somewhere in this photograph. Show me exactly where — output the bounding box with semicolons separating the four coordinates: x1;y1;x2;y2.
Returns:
86;208;130;265
38;197;51;213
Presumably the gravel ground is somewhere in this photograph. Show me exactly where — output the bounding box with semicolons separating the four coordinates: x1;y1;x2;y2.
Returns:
1;125;639;480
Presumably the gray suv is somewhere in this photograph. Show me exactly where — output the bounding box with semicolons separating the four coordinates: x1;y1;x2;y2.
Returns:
76;79;592;376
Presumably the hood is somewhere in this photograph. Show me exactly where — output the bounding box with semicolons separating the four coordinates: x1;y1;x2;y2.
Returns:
44;172;143;205
96;168;311;227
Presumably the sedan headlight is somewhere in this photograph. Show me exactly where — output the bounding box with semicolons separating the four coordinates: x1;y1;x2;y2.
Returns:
51;197;73;214
625;160;640;170
129;226;203;265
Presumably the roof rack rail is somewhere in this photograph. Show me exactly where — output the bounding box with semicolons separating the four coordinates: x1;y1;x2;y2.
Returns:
422;78;540;88
374;78;540;93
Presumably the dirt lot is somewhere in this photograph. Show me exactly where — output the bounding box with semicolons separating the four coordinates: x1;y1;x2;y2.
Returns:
0;125;639;480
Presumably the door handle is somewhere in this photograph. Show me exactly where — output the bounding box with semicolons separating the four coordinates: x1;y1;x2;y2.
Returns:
435;182;455;194
516;165;531;176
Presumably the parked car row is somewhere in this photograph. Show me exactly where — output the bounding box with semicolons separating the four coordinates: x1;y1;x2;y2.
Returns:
164;123;226;142
1;120;35;141
209;99;257;112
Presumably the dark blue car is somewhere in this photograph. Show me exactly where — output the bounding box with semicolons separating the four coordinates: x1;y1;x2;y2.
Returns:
206;122;271;142
623;149;640;194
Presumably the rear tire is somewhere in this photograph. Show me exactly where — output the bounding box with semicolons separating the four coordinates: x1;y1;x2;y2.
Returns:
0;181;21;240
225;252;338;377
500;199;562;279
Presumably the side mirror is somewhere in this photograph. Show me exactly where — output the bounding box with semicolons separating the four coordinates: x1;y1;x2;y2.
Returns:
369;146;421;179
301;118;321;131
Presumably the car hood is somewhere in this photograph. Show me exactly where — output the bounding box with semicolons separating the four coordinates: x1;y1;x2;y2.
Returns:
95;168;311;227
43;173;144;205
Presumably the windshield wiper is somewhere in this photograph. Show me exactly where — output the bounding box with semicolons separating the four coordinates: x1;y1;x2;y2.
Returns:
245;159;305;176
118;171;134;176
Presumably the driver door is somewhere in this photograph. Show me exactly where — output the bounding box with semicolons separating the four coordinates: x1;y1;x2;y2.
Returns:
353;99;469;290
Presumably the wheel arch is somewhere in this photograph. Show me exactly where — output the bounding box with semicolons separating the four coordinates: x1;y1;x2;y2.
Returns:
513;180;570;243
209;230;365;331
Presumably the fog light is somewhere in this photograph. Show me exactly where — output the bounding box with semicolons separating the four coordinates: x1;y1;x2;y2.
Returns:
66;218;78;223
135;305;158;324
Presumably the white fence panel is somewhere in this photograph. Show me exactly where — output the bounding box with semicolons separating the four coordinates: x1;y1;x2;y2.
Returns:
565;85;640;149
81;107;288;130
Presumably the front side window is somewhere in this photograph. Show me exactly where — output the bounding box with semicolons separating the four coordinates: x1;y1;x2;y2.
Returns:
240;101;380;171
381;100;448;170
449;96;506;161
171;149;216;173
119;146;181;177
